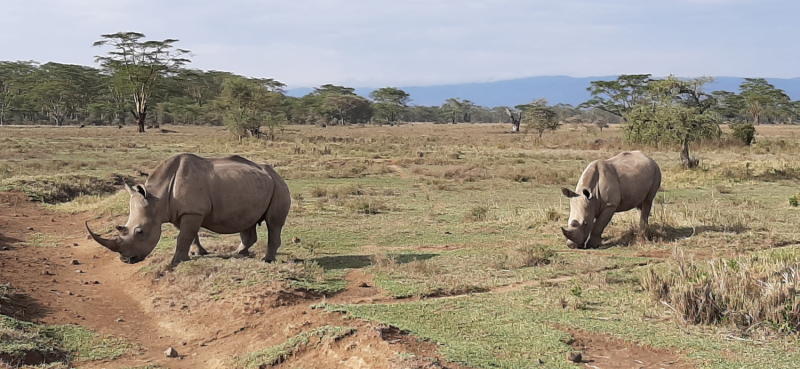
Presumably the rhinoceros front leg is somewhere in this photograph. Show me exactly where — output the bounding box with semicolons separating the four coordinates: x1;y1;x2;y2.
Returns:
234;225;258;256
189;235;209;256
172;214;204;266
587;208;616;248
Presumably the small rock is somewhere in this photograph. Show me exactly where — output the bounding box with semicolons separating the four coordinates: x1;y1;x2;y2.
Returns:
292;237;301;244
358;282;371;288
27;227;34;231
444;231;452;235
116;318;124;323
1;246;9;251
73;243;78;246
42;270;53;276
67;291;74;296
71;259;80;265
93;280;100;284
538;358;544;365
75;269;83;273
51;218;55;222
164;347;179;358
566;352;582;363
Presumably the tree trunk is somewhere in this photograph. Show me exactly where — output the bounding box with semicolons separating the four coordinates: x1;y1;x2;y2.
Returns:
137;111;146;133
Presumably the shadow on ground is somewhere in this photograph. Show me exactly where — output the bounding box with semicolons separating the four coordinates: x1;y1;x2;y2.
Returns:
311;253;439;270
603;224;750;248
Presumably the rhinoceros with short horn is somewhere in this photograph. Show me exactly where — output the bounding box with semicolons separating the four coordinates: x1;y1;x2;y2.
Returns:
560;151;661;249
86;153;291;266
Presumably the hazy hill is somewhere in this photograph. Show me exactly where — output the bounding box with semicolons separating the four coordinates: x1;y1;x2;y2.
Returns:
287;76;800;108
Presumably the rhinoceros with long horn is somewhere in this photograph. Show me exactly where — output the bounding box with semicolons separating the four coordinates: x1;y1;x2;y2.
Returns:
86;153;291;266
560;151;661;249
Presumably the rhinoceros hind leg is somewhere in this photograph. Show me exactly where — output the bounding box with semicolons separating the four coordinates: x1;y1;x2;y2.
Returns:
189;235;209;256
235;225;258;256
263;223;283;263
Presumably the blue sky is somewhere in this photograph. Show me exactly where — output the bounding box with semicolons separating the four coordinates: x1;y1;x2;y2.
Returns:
1;0;797;88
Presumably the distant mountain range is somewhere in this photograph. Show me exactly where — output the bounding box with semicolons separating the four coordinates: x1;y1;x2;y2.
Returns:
286;76;800;108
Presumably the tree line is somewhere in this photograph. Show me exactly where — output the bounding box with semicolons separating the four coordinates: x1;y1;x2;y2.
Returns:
0;32;796;141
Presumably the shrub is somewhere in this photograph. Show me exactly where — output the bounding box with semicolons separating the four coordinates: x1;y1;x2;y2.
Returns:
731;122;756;146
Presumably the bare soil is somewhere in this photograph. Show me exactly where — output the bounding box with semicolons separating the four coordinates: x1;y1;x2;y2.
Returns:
565;328;693;369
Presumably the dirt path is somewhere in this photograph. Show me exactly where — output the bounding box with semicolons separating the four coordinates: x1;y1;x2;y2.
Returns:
0;192;471;368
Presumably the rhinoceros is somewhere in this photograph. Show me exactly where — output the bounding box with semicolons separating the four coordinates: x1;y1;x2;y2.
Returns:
560;151;661;249
86;153;291;266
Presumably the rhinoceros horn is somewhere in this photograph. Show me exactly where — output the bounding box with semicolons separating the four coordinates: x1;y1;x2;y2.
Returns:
85;221;121;252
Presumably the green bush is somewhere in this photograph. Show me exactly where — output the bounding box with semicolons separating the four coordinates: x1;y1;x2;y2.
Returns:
731;122;756;145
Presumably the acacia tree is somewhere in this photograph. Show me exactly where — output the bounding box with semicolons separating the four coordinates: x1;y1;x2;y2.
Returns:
739;78;789;125
93;32;191;132
623;76;721;167
370;87;410;123
440;98;463;124
322;94;371;125
579;74;652;120
212;77;286;140
0;61;37;125
519;99;559;139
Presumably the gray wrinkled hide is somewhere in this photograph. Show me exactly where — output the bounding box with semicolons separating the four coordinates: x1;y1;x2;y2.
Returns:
561;151;661;249
87;153;291;266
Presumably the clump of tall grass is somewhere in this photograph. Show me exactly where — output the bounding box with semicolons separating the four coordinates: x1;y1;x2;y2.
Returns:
641;250;800;334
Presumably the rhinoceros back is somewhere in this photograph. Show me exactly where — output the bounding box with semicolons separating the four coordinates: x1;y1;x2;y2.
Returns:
605;151;661;212
146;153;277;234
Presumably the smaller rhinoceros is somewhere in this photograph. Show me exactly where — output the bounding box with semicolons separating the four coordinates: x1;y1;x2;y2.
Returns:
86;153;291;266
560;151;661;249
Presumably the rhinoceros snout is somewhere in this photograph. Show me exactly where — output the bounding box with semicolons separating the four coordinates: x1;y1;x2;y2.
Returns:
120;255;143;264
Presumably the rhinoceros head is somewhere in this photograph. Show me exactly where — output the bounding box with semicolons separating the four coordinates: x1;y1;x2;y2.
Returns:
560;187;599;249
86;183;163;264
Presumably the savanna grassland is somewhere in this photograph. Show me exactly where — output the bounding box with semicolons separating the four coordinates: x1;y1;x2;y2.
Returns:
3;123;800;369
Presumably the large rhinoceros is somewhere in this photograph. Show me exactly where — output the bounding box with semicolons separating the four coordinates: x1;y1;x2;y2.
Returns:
560;151;661;249
86;153;291;266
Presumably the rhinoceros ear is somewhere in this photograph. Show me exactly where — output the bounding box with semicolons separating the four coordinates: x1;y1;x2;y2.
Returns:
561;188;579;198
134;185;147;198
582;189;592;199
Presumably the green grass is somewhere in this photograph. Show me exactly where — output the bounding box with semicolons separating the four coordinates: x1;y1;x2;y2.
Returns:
232;325;356;368
7;125;800;367
0;315;133;366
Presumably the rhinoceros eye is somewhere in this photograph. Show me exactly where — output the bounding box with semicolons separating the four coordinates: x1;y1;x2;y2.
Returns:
133;227;143;235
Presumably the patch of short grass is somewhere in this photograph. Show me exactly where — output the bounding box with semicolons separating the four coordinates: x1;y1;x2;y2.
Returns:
232;325;355;368
0;315;132;366
22;233;60;248
0;174;131;204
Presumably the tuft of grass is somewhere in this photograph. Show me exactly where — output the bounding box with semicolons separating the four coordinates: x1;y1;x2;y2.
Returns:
232;326;355;368
345;198;386;214
641;250;800;334
465;205;489;221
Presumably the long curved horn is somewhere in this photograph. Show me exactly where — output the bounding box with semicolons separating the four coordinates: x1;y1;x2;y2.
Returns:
561;227;571;239
85;221;121;252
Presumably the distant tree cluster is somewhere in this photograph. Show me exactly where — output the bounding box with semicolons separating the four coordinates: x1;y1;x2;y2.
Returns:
3;31;796;142
580;74;799;149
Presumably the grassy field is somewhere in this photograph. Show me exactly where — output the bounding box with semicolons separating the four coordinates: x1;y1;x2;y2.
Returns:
3;122;800;368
